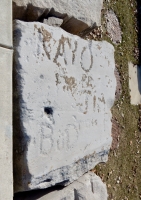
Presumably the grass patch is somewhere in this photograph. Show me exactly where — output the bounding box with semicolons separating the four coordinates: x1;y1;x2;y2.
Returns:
92;0;141;199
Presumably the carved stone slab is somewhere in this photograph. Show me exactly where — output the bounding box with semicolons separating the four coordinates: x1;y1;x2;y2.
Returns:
14;20;116;192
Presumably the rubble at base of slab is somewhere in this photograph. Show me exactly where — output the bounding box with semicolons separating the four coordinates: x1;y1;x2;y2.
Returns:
37;172;108;200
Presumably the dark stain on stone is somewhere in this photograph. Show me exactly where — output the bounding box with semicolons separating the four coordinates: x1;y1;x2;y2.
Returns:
44;107;53;115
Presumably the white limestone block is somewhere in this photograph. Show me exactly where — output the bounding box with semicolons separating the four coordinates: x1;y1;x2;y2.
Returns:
13;20;116;192
128;62;141;105
13;0;103;26
0;47;13;199
0;0;12;47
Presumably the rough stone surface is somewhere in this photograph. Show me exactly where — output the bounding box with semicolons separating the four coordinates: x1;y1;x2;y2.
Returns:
13;0;103;27
0;47;13;199
105;10;122;44
13;20;116;192
14;172;108;200
128;62;141;105
43;17;63;27
0;0;12;47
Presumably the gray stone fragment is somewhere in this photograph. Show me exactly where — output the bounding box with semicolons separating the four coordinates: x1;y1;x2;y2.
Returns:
43;17;63;27
128;62;141;105
14;172;108;200
13;20;116;192
40;172;108;200
39;187;74;200
105;10;122;44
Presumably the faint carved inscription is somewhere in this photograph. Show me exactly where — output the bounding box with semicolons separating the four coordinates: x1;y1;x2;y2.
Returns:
35;25;94;72
40;125;53;155
65;125;78;149
40;124;78;154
